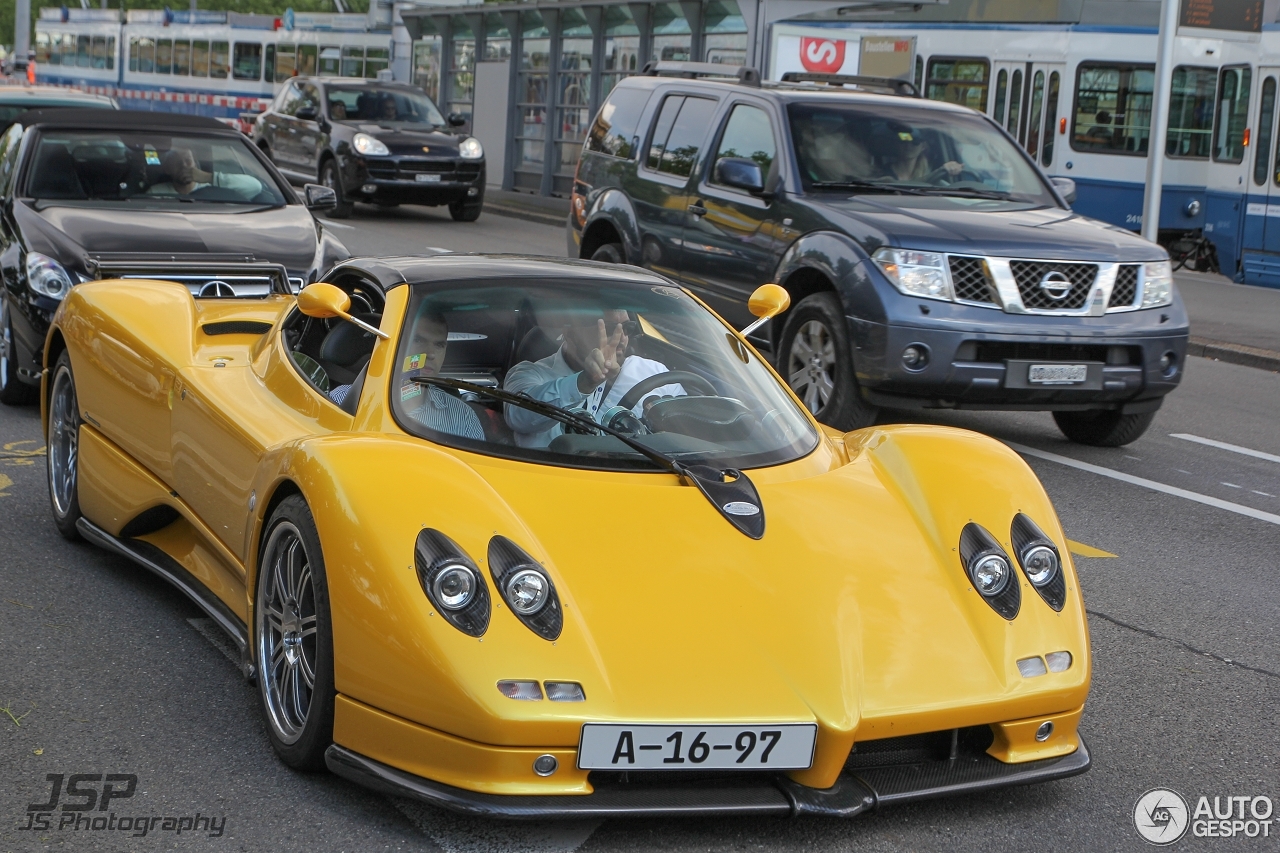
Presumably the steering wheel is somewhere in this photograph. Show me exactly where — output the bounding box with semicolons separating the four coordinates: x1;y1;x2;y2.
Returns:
617;370;717;411
925;165;984;185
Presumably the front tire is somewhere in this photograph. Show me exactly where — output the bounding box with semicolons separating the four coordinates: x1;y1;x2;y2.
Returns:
1053;409;1156;447
590;242;625;264
319;160;353;219
777;292;878;431
448;196;483;222
255;495;335;770
1;298;36;406
47;351;82;540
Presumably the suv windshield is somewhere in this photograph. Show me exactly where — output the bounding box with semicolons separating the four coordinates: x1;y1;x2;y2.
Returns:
326;86;445;126
788;101;1054;204
388;279;818;471
24;130;287;205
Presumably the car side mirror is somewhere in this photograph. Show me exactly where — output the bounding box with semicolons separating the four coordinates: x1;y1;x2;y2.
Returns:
740;283;790;336
714;157;765;195
447;112;467;128
296;106;319;121
1050;176;1077;205
303;183;337;211
297;283;389;339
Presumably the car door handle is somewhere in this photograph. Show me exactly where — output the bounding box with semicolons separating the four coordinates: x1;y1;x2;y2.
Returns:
687;202;707;217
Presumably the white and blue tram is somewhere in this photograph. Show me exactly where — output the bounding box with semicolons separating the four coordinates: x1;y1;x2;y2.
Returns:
34;8;392;126
768;4;1280;288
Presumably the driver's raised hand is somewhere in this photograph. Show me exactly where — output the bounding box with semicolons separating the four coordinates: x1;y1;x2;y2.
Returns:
575;320;627;393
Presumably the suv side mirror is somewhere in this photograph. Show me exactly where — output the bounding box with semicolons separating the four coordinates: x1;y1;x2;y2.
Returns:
714;157;765;194
1050;176;1077;205
303;183;337;211
296;105;319;122
447;112;467;128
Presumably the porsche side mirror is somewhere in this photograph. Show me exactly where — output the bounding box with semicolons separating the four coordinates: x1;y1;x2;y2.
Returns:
447;112;467;128
714;156;765;194
303;183;337;211
740;284;790;336
1050;175;1077;205
297;283;389;339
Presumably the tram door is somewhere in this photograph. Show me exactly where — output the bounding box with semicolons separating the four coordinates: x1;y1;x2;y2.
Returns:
1023;63;1066;169
1244;70;1280;283
990;63;1025;139
1205;65;1256;278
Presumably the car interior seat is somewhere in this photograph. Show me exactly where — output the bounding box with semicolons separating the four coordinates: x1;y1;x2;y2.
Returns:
317;314;380;385
28;145;86;198
513;326;559;369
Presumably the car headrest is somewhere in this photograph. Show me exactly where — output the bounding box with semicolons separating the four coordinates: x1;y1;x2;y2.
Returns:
29;145;85;199
515;326;558;366
319;313;381;367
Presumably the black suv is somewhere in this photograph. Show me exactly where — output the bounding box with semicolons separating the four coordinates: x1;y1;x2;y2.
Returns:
568;63;1189;446
250;78;485;221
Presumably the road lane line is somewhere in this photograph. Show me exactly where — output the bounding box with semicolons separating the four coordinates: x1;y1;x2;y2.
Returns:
1254;490;1275;497
1170;433;1280;465
1067;540;1117;558
1222;482;1242;488
1006;442;1280;527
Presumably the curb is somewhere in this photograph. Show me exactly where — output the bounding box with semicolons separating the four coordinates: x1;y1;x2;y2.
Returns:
482;202;568;228
1187;336;1280;372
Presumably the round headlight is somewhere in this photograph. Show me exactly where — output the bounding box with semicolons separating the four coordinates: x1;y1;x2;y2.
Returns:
1021;545;1059;586
458;136;483;160
432;564;476;610
353;132;390;156
970;554;1010;596
505;569;548;615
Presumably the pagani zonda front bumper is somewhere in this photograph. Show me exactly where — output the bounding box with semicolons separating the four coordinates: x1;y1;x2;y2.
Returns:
326;727;1090;819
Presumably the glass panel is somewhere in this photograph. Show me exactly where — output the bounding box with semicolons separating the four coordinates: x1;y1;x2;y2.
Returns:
651;2;692;63
233;43;262;80
926;57;990;111
485;14;512;61
77;35;92;69
297;44;317;76
211;41;230;79
1007;69;1023;134
914;55;923;91
994;69;1008;124
264;44;275;83
128;36;137;71
1072;63;1154;155
1254;77;1276;185
1213;66;1252;163
192;40;208;77
155;38;172;74
703;0;747;65
92;36;107;70
603;6;641;98
1167;66;1217;158
341;45;365;78
173;40;191;76
1025;71;1045;154
365;47;389;78
646;95;684;170
712;104;776;180
412;37;441;103
61;33;78;68
586;86;650;158
106;37;115;71
1042;71;1061;165
318;44;341;76
35;32;51;65
517;14;552;175
451;19;476;118
274;43;295;80
658;96;716;177
557;31;593;176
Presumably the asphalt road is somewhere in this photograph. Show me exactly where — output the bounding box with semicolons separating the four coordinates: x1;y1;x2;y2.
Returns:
2;206;1278;852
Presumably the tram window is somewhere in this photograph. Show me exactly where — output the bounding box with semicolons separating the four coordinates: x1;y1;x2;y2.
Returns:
342;46;365;78
993;69;1007;125
925;57;990;111
319;45;341;76
211;41;230;79
265;44;276;83
1213;66;1251;163
135;37;155;73
1072;62;1154;155
1042;71;1061;166
1167;66;1216;159
1026;71;1045;155
298;45;318;76
35;32;51;65
1007;69;1023;136
1253;77;1275;185
157;39;173;75
77;35;91;69
366;47;390;78
91;36;108;70
914;56;923;92
276;44;298;80
192;40;209;77
106;36;115;70
61;34;76;67
234;43;263;81
173;40;190;76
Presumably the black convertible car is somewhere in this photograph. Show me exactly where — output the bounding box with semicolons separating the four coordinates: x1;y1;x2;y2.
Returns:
0;108;349;404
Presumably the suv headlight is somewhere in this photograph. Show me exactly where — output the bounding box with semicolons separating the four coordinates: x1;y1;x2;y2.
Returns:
458;136;483;160
1140;260;1173;308
26;252;75;300
352;133;390;156
872;248;953;301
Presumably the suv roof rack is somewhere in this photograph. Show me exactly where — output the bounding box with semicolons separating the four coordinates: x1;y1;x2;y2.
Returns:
641;60;761;88
777;72;919;98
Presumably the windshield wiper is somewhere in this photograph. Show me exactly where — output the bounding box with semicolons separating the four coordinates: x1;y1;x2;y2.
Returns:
411;375;766;538
810;180;931;196
911;186;1013;200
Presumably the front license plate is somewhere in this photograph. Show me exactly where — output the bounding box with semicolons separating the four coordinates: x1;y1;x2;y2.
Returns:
1028;363;1089;384
578;723;817;770
415;173;442;182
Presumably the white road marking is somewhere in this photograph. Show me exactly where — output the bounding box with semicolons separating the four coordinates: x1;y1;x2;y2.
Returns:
392;798;599;853
1006;442;1280;527
1222;482;1242;489
1124;455;1142;461
1170;433;1280;465
1255;490;1276;497
1175;469;1193;475
319;219;357;230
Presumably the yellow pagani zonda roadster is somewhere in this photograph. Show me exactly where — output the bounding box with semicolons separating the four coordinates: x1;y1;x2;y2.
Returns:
43;255;1090;818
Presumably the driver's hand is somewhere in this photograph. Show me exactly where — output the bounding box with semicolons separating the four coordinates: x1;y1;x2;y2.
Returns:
575;321;627;393
943;161;963;176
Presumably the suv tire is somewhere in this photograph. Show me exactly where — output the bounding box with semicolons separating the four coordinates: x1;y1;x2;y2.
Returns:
319;160;353;219
591;243;625;264
448;197;483;222
1052;409;1155;447
778;292;878;431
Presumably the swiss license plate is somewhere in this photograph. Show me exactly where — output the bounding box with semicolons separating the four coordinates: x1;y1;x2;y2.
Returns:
578;723;817;770
415;173;442;183
1028;363;1089;384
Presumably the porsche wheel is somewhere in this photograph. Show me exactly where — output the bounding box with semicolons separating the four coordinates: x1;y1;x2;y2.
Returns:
255;495;335;770
448;197;483;222
778;293;878;431
319;160;353;219
47;351;83;541
1;298;36;406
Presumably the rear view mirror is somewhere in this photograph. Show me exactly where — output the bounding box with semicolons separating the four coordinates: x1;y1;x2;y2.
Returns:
714;157;765;194
303;183;337;211
447;112;468;128
1050;176;1077;205
297;283;389;339
740;283;790;336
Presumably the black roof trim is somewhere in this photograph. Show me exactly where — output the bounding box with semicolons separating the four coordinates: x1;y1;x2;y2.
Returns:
324;253;676;291
642;60;761;88
16;108;236;132
778;72;919;98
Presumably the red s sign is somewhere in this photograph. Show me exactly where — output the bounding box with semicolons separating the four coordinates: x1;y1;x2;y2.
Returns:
800;38;846;73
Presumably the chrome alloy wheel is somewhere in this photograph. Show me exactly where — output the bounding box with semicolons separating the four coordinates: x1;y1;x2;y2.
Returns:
256;522;318;745
1;299;11;392
787;320;837;414
47;364;79;517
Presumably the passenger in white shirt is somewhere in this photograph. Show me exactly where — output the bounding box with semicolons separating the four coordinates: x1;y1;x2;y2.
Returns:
503;308;683;448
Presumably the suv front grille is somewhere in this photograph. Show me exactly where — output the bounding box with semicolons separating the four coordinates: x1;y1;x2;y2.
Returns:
1110;264;1140;309
367;158;482;182
1009;261;1098;311
947;256;997;305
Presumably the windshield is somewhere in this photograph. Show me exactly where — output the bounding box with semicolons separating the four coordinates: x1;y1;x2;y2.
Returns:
326;86;445;126
23;130;288;205
787;101;1055;203
386;279;818;471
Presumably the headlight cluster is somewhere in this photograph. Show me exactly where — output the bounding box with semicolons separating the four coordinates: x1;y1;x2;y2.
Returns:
26;252;75;300
352;132;390;156
414;529;562;641
872;248;952;301
458;137;484;160
1140;260;1174;308
959;515;1066;619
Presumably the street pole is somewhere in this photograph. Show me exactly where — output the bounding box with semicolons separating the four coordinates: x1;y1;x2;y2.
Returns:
1142;0;1179;244
15;0;31;72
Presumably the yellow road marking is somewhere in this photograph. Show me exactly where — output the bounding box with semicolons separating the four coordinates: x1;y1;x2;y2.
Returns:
1067;539;1117;558
0;472;12;497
